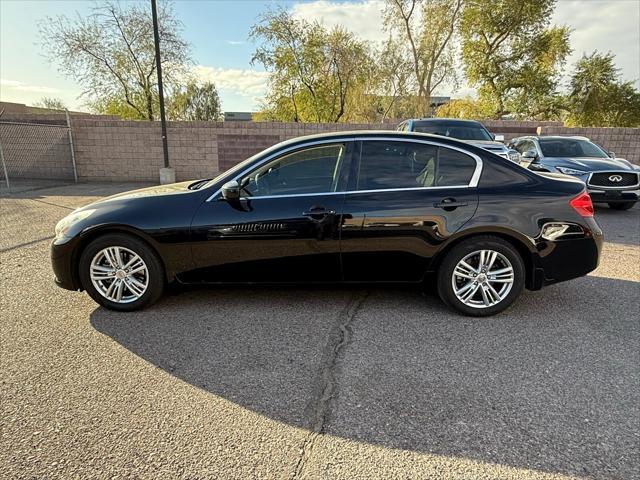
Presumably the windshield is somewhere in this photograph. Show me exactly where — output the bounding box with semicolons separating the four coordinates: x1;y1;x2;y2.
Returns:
412;123;493;141
538;138;609;158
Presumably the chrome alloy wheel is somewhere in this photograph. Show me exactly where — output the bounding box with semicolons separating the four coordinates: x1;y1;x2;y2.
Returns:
451;249;514;309
89;246;148;303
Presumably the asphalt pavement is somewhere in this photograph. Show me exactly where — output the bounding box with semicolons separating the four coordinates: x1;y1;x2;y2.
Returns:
1;183;638;479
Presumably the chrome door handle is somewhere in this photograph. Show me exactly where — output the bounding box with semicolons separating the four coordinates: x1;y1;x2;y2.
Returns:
303;206;336;218
434;198;468;209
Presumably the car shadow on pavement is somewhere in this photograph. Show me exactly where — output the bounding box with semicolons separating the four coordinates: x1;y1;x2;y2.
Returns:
90;275;639;479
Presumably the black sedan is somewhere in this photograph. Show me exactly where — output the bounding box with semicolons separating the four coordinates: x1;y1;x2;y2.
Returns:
52;131;603;316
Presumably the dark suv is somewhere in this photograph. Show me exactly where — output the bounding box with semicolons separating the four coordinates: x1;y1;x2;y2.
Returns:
398;118;521;163
511;135;639;210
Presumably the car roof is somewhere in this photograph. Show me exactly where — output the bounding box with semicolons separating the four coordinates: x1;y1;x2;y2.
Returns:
514;135;592;142
406;118;485;127
246;130;491;162
268;130;479;150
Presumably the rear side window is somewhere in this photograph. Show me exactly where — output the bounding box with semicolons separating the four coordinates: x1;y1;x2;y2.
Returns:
437;148;477;186
356;141;477;191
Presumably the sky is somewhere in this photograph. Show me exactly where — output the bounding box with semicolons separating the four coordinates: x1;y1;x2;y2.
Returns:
1;0;639;113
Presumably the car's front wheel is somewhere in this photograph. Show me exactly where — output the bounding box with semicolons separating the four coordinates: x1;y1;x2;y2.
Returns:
608;202;635;211
79;233;164;311
437;236;525;317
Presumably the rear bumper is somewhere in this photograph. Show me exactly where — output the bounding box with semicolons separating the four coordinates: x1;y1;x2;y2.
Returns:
51;236;81;291
588;187;639;204
536;217;603;286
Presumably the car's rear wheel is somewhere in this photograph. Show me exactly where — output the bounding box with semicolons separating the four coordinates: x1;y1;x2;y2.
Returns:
79;233;164;311
437;236;525;317
608;202;635;210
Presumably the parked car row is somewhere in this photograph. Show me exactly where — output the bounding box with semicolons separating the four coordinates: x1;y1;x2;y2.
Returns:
398;118;639;211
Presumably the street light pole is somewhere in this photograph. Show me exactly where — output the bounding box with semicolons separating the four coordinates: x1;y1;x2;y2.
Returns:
151;0;174;184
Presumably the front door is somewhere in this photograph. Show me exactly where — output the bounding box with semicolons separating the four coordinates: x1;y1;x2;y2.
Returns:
187;142;351;283
341;139;479;282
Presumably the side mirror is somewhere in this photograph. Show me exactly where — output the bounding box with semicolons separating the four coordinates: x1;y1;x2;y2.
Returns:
522;149;538;160
528;163;545;171
221;180;240;201
494;134;505;142
609;151;616;159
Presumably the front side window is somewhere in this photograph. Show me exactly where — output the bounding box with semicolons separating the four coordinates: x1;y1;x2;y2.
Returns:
240;144;345;197
356;141;476;191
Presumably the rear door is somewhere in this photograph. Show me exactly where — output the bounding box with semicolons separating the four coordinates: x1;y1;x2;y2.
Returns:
340;139;480;282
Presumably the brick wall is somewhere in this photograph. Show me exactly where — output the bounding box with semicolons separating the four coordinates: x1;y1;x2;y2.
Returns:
70;119;396;182
482;120;563;142
2;117;638;183
0;112;119;126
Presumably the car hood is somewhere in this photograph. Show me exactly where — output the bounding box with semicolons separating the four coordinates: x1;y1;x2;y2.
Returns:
462;140;508;151
80;180;198;210
544;157;638;171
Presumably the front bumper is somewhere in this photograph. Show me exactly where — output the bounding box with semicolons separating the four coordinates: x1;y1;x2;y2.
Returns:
51;236;81;291
588;188;639;204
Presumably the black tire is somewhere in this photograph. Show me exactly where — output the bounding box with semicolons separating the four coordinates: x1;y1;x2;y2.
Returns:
608;202;635;211
437;236;525;317
79;233;164;311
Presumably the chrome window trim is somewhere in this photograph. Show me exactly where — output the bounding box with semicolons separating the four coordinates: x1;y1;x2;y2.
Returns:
587;170;640;190
238;185;471;201
206;138;355;201
206;135;483;202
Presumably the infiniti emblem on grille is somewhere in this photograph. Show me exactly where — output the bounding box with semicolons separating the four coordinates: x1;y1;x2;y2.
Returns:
608;174;623;182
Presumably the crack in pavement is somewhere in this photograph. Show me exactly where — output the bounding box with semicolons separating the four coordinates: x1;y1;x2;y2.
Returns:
292;290;369;479
0;235;55;253
27;198;76;211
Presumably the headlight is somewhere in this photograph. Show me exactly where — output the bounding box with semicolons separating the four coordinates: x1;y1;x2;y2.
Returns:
508;150;521;163
556;167;587;176
54;209;95;239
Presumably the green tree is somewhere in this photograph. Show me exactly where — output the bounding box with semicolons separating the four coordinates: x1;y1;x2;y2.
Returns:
383;0;463;117
33;97;67;111
250;9;373;122
39;0;191;120
88;94;150;119
567;52;640;127
169;81;223;121
460;0;571;119
348;36;416;122
435;96;493;119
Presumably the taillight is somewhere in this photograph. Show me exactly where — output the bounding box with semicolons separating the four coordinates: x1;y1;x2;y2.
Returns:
570;192;594;217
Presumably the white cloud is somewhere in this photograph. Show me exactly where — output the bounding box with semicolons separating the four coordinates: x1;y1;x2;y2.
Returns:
288;0;640;96
226;40;246;45
553;0;640;87
291;0;386;43
191;65;270;98
0;78;60;94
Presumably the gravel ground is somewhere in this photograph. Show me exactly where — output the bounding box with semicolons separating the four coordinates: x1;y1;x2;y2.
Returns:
1;184;638;479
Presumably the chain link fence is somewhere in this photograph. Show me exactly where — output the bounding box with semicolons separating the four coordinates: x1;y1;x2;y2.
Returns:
0;115;77;194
